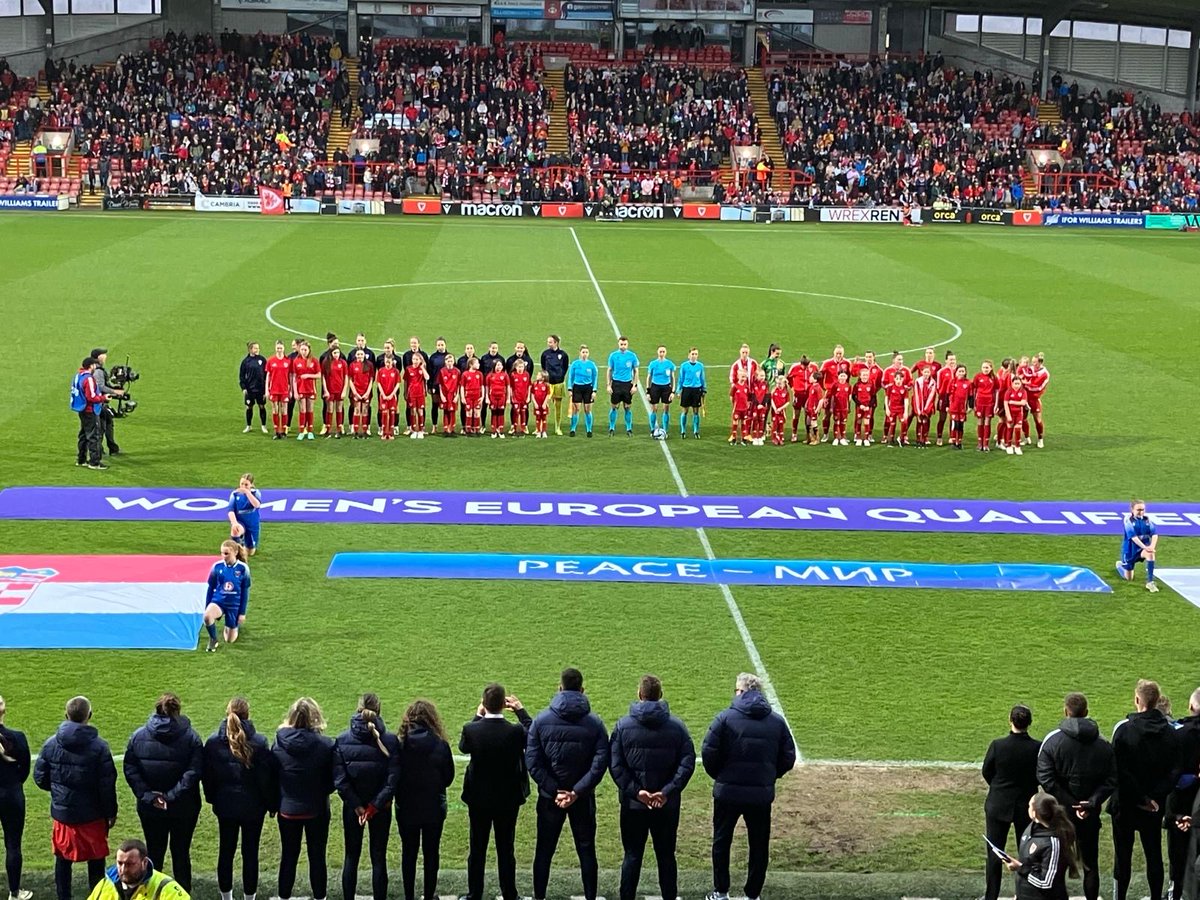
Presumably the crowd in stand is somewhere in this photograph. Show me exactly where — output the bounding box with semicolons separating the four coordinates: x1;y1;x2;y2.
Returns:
0;671;795;900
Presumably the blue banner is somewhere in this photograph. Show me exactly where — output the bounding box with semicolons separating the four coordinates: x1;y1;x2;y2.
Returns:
1042;211;1144;228
0;194;65;211
327;552;1111;593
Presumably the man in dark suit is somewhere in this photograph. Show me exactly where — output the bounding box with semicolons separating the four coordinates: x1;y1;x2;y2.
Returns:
982;704;1041;900
459;683;532;900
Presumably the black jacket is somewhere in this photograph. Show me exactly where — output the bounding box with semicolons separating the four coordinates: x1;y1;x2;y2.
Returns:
0;725;31;797
505;351;535;374
701;691;796;806
333;714;401;812
1015;820;1070;900
540;348;570;384
34;721;118;824
1108;709;1180;818
479;353;505;378
272;727;335;818
239;354;266;394
609;699;695;811
460;711;531;813
526;691;609;799
983;731;1042;821
1037;717;1117;814
202;718;278;822
397;725;455;825
124;713;204;816
1165;716;1200;828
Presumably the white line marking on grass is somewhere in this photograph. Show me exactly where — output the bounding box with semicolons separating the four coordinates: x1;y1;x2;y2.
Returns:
570;226;801;763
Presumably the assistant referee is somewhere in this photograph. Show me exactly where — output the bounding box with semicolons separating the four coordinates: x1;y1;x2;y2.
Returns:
678;348;706;439
607;337;640;437
567;346;598;438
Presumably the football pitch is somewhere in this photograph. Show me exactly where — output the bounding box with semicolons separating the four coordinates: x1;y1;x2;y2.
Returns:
2;213;1200;896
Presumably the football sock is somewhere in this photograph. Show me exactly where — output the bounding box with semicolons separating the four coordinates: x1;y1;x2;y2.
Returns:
1147;560;1156;582
608;409;617;430
206;623;218;641
649;412;657;431
245;407;253;426
584;412;593;432
693;415;700;434
221;891;233;900
570;413;579;431
624;408;632;431
259;406;266;424
679;412;687;433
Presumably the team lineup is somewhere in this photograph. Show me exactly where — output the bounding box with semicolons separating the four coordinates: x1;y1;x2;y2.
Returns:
239;334;1051;452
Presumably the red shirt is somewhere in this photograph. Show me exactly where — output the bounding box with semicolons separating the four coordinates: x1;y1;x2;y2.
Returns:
461;369;483;402
935;366;956;397
851;380;875;409
291;356;320;397
1024;365;1050;397
510;371;532;405
805;383;824;416
351;361;376;398
829;382;851;415
486;371;509;405
850;361;883;392
912;377;937;415
820;357;851;391
376;365;400;401
919;358;942;380
751;381;769;408
971;372;999;415
770;387;790;414
324;358;347;396
438;366;461;405
405;367;427;403
882;364;912;389
730;382;750;414
266;355;292;396
948;377;972;415
1003;388;1029;418
532;381;551;409
884;382;909;416
729;356;757;386
787;362;815;397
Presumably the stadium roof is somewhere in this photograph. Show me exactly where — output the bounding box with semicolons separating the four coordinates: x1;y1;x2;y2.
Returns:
910;0;1200;30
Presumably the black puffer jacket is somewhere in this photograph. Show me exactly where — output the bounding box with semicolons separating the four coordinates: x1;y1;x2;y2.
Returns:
609;699;695;810
333;714;401;812
1037;716;1117;813
526;691;609;799
124;713;204;816
0;725;31;797
34;721;118;824
397;725;455;825
273;727;335;818
202;718;278;822
701;690;796;805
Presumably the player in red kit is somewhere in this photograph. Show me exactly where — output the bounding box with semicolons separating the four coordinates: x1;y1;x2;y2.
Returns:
438;359;461;436
1024;353;1050;448
804;372;824;445
970;360;1000;451
728;370;751;446
995;359;1015;448
819;345;852;441
786;355;814;443
728;343;757;387
509;359;532;436
265;340;292;440
946;364;972;449
934;351;957;445
322;346;348;438
850;351;883;439
749;369;770;445
1003;375;1030;455
532;372;552;438
851;368;876;446
882;371;910;447
375;355;401;440
461;357;484;436
349;349;375;438
405;356;428;438
910;365;937;447
291;341;321;440
485;361;510;438
769;377;789;446
828;371;851;445
920;347;942;380
882;353;913;390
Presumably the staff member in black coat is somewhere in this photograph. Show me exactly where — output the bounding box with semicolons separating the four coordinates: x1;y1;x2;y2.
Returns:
427;338;450;428
1166;689;1200;900
983;704;1041;900
34;696;119;900
273;698;335;900
0;696;32;900
397;700;455;900
1002;792;1081;900
526;667;610;900
609;675;696;900
239;341;268;434
1037;692;1117;900
540;335;570;435
202;697;278;900
333;693;401;900
478;342;505;426
122;693;203;892
459;683;531;900
1110;680;1181;900
701;673;796;900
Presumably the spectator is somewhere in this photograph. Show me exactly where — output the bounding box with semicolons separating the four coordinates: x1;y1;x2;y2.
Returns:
202;697;278;900
122;693;203;893
396;699;455;900
983;704;1042;900
701;673;796;900
0;696;32;900
273;698;335;900
526;667;610;900
1165;689;1200;900
34;696;119;900
83;838;189;900
608;674;696;900
1037;692;1117;900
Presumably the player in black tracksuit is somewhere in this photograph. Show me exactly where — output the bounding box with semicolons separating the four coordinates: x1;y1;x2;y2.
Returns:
1165;700;1200;900
1109;682;1181;900
239;343;268;431
1037;693;1117;900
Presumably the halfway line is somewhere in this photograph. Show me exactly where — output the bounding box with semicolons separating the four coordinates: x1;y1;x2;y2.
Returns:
568;226;801;762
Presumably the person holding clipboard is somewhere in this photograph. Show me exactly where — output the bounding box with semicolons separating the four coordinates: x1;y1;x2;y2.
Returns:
996;792;1081;900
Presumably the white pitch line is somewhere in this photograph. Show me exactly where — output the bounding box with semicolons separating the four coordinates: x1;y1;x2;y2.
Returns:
569;226;801;763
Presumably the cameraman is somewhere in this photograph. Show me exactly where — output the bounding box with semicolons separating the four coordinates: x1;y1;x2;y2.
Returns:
90;348;124;456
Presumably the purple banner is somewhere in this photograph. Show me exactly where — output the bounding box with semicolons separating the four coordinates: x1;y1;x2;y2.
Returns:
1;487;1199;536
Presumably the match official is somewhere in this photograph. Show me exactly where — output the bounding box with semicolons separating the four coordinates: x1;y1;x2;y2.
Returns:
609;675;695;900
238;342;268;434
90;349;123;456
541;335;569;436
1037;693;1116;900
566;347;598;438
607;338;639;437
677;348;706;439
982;705;1041;900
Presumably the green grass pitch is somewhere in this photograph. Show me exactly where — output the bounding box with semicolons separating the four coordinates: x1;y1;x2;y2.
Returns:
1;213;1199;896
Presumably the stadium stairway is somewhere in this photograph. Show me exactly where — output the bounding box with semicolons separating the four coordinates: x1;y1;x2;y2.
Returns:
4;140;30;178
326;57;360;154
1037;102;1063;126
747;68;783;162
544;68;568;159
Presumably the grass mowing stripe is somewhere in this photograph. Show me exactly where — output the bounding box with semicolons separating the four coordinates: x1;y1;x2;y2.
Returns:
569;225;800;760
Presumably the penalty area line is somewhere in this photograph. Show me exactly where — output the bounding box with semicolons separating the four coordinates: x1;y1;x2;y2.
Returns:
568;225;802;763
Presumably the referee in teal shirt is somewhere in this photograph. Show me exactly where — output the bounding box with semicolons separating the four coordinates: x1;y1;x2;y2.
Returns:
645;345;676;437
677;347;707;438
607;337;640;436
566;346;599;437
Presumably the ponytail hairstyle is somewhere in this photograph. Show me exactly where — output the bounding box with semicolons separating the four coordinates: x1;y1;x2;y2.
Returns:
357;692;389;757
282;697;326;733
0;697;14;764
400;699;448;745
1032;792;1081;879
155;692;182;719
226;696;253;768
221;539;248;564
